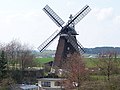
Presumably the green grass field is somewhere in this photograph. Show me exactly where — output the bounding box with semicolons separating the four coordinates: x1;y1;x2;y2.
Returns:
84;58;99;68
35;57;99;67
35;57;120;68
35;57;54;64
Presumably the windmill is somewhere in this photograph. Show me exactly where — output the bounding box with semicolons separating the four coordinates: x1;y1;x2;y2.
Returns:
38;5;91;68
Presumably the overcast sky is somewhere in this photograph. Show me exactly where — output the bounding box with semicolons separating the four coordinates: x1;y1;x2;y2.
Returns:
0;0;120;50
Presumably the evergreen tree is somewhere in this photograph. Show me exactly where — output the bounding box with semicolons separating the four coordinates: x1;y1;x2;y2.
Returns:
0;50;7;79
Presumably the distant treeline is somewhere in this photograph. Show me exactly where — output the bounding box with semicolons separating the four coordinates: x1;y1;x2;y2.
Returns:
35;47;120;57
84;47;120;54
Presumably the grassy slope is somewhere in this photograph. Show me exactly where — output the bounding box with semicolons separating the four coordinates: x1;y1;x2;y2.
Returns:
35;58;54;64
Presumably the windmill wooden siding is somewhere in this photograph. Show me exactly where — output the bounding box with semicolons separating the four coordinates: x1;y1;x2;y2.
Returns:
54;37;65;67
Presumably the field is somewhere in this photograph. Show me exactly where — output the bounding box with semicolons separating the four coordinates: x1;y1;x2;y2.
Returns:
35;57;99;68
35;57;120;67
84;58;98;68
35;57;53;65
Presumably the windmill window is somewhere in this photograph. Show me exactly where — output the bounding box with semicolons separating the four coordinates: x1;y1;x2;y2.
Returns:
41;81;51;87
67;47;70;50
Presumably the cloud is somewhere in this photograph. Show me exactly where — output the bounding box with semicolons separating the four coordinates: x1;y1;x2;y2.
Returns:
113;15;120;29
0;10;44;43
113;15;120;24
66;0;74;7
93;7;113;21
0;10;44;25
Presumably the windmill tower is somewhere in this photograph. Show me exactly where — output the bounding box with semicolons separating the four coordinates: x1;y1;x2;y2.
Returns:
38;5;91;68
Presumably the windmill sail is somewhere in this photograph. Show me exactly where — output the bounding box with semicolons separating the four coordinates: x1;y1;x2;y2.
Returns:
65;33;85;54
38;30;60;52
67;5;91;26
77;40;85;54
43;5;65;27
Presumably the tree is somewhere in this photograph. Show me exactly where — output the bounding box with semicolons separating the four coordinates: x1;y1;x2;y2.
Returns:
20;48;36;70
0;50;7;79
1;39;36;83
4;39;36;70
97;52;120;81
62;53;87;90
4;39;22;70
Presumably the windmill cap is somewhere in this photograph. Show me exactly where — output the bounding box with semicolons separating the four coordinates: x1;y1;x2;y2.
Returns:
68;26;78;35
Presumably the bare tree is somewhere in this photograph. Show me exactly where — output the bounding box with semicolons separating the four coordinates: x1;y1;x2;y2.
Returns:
4;39;22;70
62;53;87;90
3;39;35;70
97;52;120;81
20;45;35;70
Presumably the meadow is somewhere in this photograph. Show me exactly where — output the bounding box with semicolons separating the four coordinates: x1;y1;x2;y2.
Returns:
35;57;99;68
35;57;53;64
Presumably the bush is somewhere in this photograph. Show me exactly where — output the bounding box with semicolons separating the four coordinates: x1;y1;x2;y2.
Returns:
0;77;15;90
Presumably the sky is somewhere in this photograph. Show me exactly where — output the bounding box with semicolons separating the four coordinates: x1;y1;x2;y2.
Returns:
0;0;120;50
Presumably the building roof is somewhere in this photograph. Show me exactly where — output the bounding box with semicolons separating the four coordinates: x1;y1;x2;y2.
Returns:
20;84;38;89
37;78;65;81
